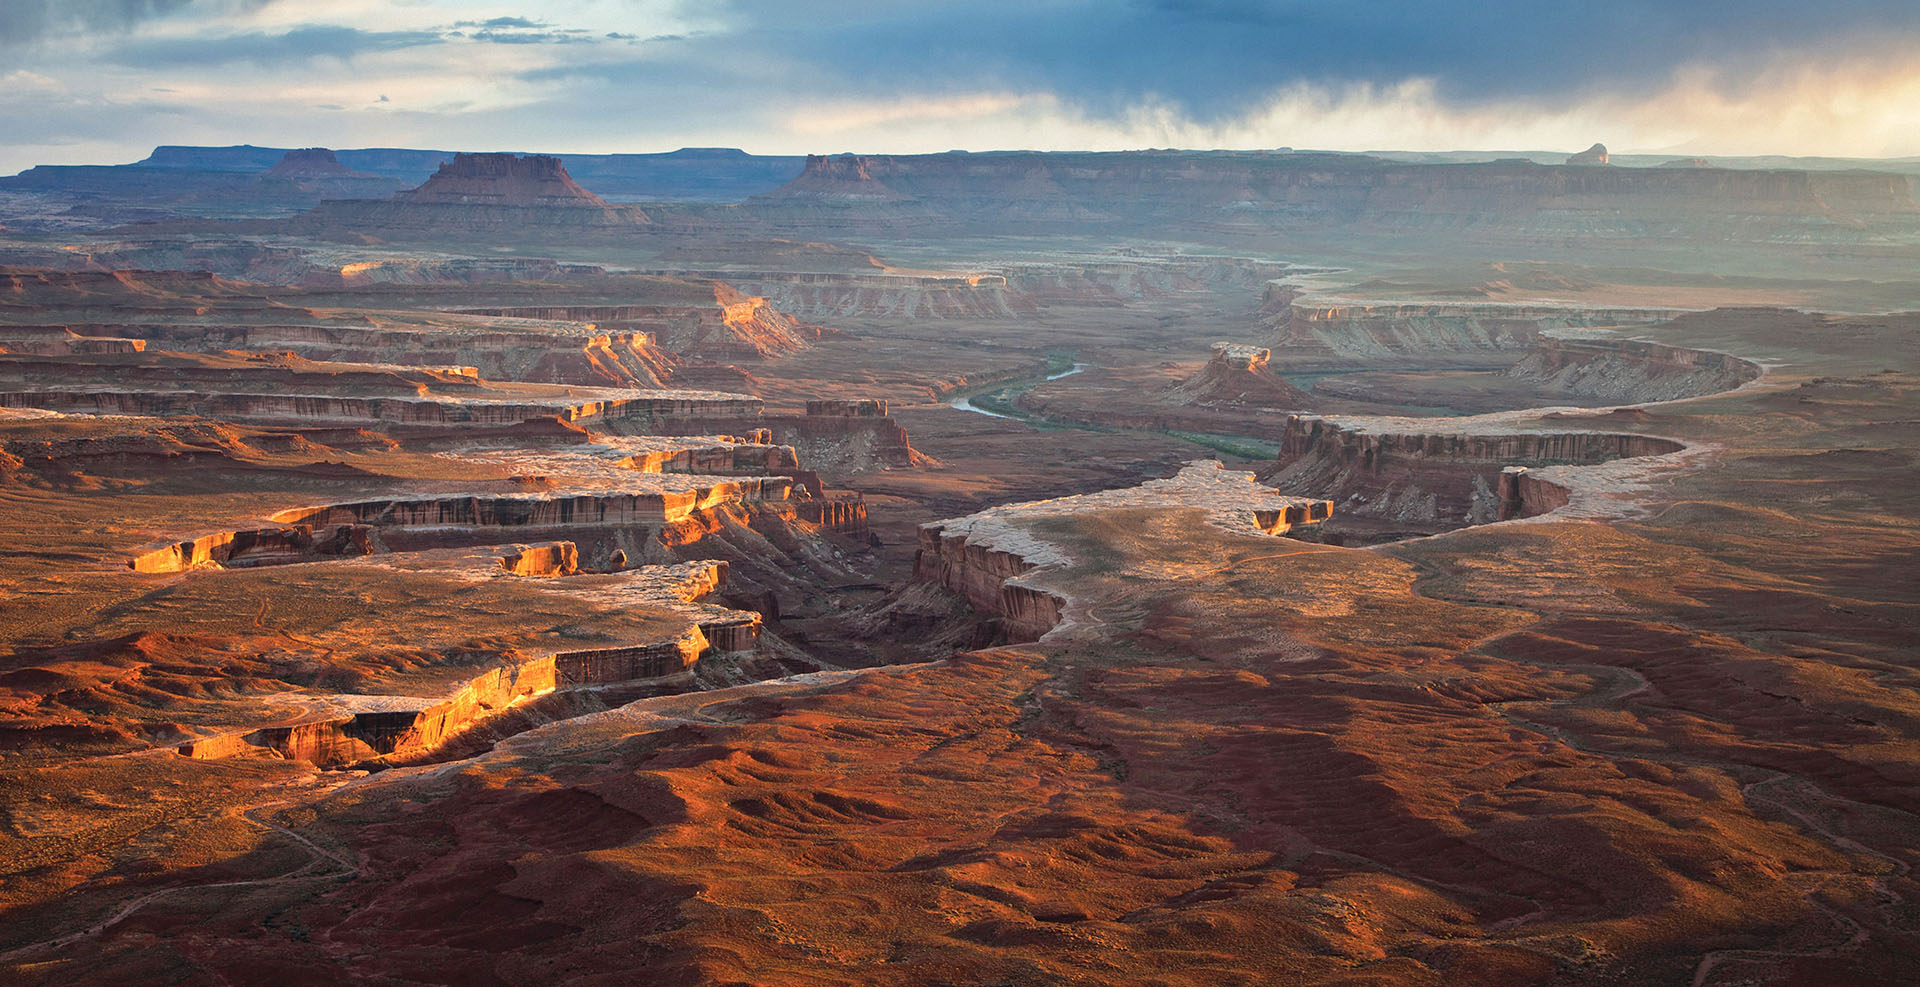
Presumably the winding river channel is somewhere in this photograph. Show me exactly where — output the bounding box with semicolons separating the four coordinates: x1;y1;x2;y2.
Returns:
947;362;1086;419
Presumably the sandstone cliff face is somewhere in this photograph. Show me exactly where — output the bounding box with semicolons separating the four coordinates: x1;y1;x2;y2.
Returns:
913;529;1063;643
269;479;797;530
129;523;381;573
916;462;1331;642
499;541;580;577
456;282;819;361
176;560;755;767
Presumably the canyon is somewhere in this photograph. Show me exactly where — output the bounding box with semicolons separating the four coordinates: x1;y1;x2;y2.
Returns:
0;144;1915;987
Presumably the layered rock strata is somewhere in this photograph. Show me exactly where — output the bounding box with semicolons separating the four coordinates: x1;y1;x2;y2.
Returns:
1266;291;1682;363
1270;413;1690;527
1505;336;1762;403
176;560;755;767
129;474;801;573
454;283;819;360
0;387;760;427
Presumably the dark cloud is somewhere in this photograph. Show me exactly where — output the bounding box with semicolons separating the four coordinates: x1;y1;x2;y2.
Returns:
684;0;1920;119
1;0;203;46
109;25;443;65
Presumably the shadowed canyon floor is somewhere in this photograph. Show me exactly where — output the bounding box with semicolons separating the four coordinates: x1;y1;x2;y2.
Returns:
0;148;1916;985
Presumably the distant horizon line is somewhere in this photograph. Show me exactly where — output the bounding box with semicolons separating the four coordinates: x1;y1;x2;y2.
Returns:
34;143;1920;170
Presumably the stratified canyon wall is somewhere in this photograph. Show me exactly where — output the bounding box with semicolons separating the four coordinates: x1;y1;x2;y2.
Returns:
1269;415;1685;528
750;151;1919;240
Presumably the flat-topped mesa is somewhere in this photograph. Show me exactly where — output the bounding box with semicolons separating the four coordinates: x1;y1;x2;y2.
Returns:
400;153;610;207
806;399;889;417
264;147;370;179
285;152;644;233
916;461;1332;642
177;560;757;768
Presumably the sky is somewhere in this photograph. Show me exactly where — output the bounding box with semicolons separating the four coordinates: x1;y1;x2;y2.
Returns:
3;0;1920;174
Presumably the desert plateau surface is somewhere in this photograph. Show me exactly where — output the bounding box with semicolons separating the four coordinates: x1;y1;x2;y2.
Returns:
0;141;1915;987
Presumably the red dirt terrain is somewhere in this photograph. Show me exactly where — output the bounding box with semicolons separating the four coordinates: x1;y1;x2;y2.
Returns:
0;152;1917;985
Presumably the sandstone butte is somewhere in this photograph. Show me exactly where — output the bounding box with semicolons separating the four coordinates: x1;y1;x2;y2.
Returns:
0;143;1915;987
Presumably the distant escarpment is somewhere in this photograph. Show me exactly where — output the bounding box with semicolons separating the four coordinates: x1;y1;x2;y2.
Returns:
748;150;1918;241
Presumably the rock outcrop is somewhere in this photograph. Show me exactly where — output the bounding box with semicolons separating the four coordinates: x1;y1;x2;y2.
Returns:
1165;342;1315;408
1566;143;1611;166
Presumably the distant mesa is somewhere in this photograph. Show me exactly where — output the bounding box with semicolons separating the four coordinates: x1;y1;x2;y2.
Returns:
1566;143;1611;166
399;152;610;207
1658;157;1717;169
760;154;914;202
263;147;376;179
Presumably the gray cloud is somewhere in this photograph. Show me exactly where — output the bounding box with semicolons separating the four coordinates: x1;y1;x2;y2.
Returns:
683;0;1920;120
0;0;284;47
109;25;444;65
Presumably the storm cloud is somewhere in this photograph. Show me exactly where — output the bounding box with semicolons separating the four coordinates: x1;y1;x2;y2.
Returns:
2;0;1918;173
